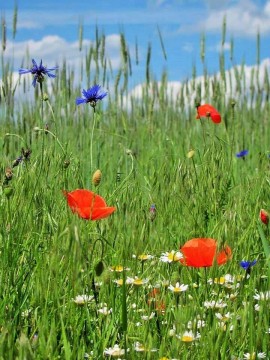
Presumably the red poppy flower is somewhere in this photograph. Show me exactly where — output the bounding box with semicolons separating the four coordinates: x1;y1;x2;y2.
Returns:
180;238;231;267
196;104;221;124
260;209;269;225
63;189;116;220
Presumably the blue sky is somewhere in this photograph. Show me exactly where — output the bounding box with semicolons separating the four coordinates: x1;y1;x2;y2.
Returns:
2;0;270;90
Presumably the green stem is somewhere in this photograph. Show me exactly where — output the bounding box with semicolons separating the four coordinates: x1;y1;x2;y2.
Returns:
90;108;96;172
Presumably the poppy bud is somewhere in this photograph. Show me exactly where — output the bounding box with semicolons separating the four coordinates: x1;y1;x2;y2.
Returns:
260;209;269;225
95;260;105;276
92;169;102;187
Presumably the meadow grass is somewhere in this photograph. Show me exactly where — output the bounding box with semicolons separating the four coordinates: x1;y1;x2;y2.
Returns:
0;13;270;360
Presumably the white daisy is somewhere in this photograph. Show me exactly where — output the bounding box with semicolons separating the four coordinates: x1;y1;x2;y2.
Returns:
160;250;183;263
73;295;95;305
168;282;188;293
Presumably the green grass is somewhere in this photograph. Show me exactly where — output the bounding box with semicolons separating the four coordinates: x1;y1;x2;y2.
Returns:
0;15;270;360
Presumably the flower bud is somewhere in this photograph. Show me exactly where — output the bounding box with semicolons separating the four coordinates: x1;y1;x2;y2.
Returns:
95;260;105;276
92;169;102;187
260;209;269;225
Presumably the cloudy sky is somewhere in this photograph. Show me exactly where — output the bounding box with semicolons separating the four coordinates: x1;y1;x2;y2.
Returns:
2;0;270;89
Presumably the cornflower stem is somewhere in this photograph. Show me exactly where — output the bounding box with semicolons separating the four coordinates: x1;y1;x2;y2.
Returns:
39;82;45;170
90;107;97;172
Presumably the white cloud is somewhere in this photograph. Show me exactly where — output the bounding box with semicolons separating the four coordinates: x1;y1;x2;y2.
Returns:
208;41;231;53
123;57;270;109
4;34;121;72
1;34;122;104
179;0;270;37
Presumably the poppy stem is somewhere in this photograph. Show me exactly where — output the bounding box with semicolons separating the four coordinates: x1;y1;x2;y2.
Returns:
204;267;209;296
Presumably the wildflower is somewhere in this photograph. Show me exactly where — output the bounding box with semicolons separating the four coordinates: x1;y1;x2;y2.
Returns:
187;319;206;329
12;155;23;168
134;342;147;352
73;295;94;305
168;282;188;293
236;149;248;158
196;104;221;123
141;312;156;320
240;260;257;271
149;204;156;222
253;290;270;301
103;344;126;357
98;305;112;315
260;209;269;225
63;189;116;220
243;352;266;359
160;250;183;263
204;300;227;309
19;58;57;87
21;308;32;318
176;330;200;342
215;312;232;321
76;84;107;108
113;279;124;286
128;276;149;286
109;266;130;272
180;238;232;267
134;254;154;261
92;169;102;187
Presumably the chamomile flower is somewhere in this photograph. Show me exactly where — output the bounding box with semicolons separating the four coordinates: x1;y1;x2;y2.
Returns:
253;291;270;301
109;266;130;272
127;276;149;286
103;344;126;357
168;282;188;293
176;330;201;342
160;250;183;263
73;295;95;305
215;312;232;321
243;352;266;359
204;300;227;309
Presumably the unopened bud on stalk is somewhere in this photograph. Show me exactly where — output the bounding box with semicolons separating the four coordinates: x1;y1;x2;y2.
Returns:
92;169;102;187
260;209;269;225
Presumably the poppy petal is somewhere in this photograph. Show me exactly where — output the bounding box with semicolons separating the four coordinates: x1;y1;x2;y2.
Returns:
196;104;221;123
91;207;116;220
210;112;221;123
180;238;231;267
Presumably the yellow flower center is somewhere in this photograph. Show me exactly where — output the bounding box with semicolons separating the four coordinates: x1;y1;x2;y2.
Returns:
133;279;144;285
181;335;194;342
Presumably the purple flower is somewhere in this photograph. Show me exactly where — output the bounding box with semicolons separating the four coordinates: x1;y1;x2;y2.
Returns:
149;204;156;222
76;85;107;108
19;59;57;87
236;150;249;158
240;260;257;270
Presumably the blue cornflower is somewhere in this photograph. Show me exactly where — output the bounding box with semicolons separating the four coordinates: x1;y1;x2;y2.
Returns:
76;85;107;108
240;260;257;270
236;149;249;158
19;59;57;87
